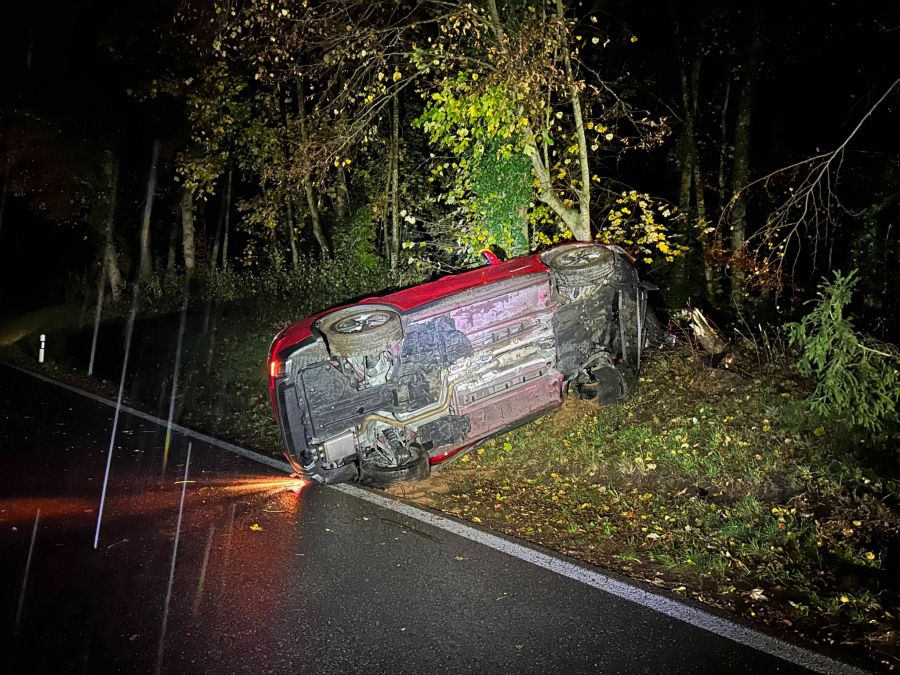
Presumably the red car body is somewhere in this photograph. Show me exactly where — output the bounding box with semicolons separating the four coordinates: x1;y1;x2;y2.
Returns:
268;243;654;486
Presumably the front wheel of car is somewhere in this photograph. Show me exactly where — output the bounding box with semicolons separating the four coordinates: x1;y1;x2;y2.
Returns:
359;443;430;488
318;305;404;357
543;244;616;288
575;362;625;405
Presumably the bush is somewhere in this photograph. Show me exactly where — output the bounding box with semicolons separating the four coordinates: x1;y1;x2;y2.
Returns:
788;270;900;433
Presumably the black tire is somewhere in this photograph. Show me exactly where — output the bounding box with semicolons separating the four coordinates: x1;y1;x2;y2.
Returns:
359;443;430;488
574;357;626;405
318;305;403;357
543;244;616;287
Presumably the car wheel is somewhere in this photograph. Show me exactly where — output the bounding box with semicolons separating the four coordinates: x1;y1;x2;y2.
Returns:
543;244;616;287
318;305;404;357
574;352;627;405
359;443;430;488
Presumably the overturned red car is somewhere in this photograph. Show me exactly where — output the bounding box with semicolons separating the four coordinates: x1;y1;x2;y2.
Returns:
268;243;660;486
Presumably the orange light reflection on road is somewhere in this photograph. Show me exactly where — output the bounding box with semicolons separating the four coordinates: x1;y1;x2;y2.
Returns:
0;477;309;526
0;497;95;524
219;476;310;496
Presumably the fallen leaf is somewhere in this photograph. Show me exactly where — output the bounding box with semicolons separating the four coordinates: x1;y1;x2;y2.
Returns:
249;523;263;532
749;588;768;601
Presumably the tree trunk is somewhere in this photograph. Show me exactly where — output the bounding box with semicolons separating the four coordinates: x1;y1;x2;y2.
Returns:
181;187;196;273
211;166;232;272
677;134;693;217
0;156;9;239
303;181;329;256
334;165;350;224
221;167;232;269
557;0;591;241
526;142;582;237
486;0;505;40
296;77;330;257
380;154;392;256
285;197;299;272
104;238;122;303
717;78;732;211
138;140;159;280
729;17;762;312
390;92;401;269
100;152;121;303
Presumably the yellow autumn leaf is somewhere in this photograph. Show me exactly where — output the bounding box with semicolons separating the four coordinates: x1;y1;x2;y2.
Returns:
471;516;482;523
392;71;402;82
249;523;263;532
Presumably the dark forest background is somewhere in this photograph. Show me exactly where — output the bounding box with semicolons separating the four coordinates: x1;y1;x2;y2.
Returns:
0;0;896;335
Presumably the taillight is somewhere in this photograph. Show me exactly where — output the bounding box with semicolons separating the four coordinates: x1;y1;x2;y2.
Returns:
270;359;285;379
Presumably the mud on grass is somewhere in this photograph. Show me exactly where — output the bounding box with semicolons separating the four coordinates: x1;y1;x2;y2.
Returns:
403;347;900;671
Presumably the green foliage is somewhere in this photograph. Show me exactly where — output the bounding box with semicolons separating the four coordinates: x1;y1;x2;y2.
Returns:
788;270;900;433
416;81;533;259
417;79;526;160
331;206;382;271
471;146;532;256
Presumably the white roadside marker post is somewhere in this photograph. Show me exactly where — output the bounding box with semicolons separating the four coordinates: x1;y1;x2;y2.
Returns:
38;334;46;364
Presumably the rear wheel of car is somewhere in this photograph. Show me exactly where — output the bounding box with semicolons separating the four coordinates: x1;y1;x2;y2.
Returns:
318;305;404;357
543;244;616;287
359;442;430;488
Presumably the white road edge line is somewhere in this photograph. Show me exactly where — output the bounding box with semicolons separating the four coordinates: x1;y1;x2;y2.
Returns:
9;363;866;675
6;364;291;473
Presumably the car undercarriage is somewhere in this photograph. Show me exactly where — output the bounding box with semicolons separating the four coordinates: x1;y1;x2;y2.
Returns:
270;243;659;486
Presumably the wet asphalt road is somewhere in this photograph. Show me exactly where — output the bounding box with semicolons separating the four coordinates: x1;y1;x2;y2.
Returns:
0;366;817;674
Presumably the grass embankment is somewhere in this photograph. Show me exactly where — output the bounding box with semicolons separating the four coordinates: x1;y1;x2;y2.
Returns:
394;346;899;669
